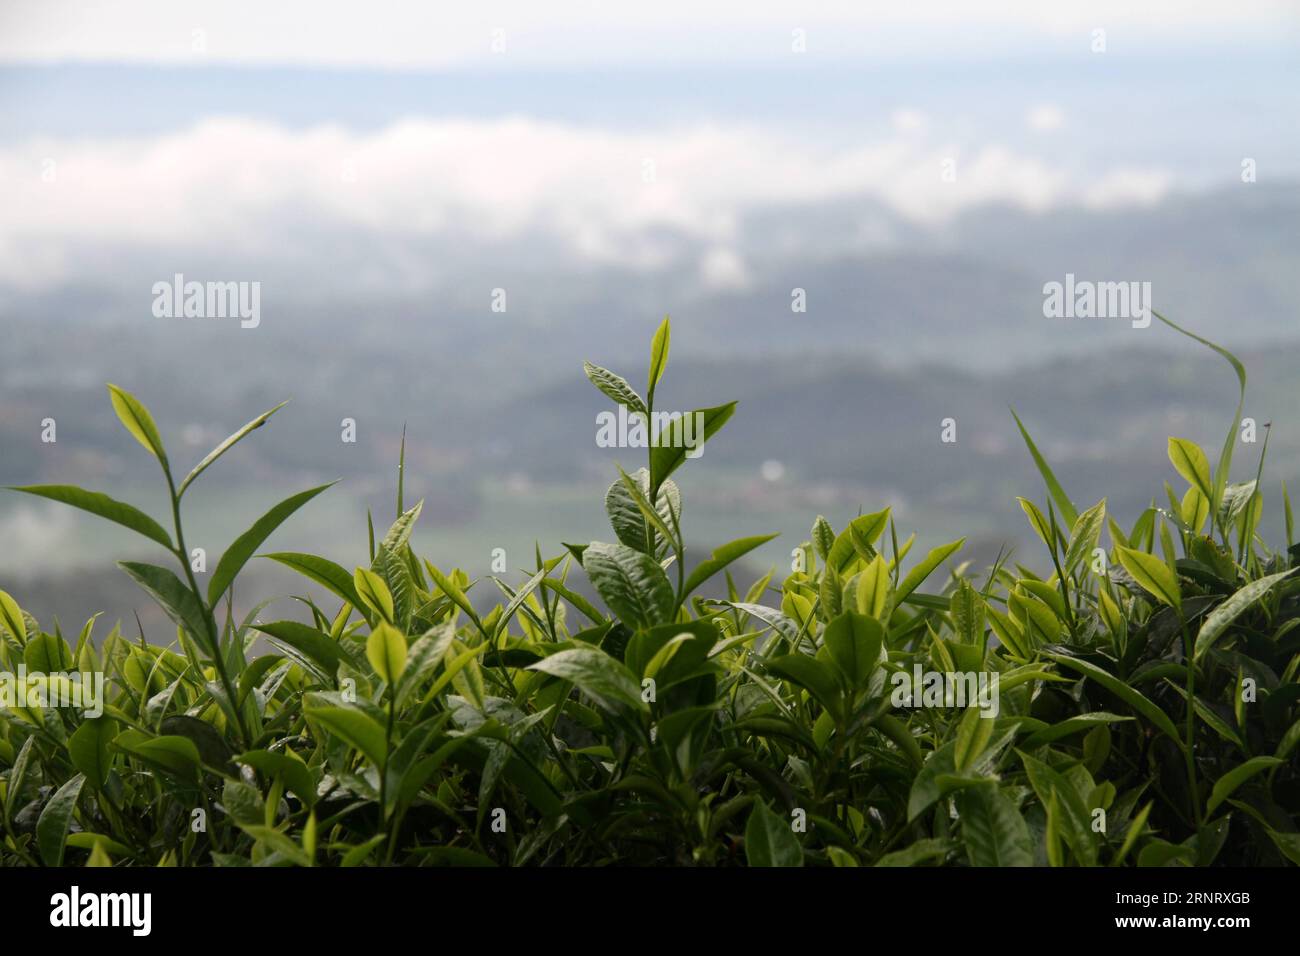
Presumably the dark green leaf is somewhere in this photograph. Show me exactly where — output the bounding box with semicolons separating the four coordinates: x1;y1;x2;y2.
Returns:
648;402;736;494
7;485;171;549
68;717;118;788
263;552;363;609
682;534;778;598
744;798;803;867
255;620;347;681
1045;653;1182;747
118;561;215;653
582;541;673;630
528;646;648;714
1010;408;1078;528
956;785;1033;867
209;483;335;605
36;773;86;866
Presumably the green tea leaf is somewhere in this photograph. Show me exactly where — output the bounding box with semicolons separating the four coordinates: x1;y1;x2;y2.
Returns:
1113;801;1153;866
811;516;834;563
1018;497;1053;549
625;619;718;685
582;540;673;629
37;773;86;866
682;534;778;599
528;646;647;714
1116;545;1182;611
372;501;423;568
263;552;363;609
107;383;168;466
237;749;316;807
1265;828;1300;865
875;838;951;867
425;641;489;700
1064;499;1106;573
583;361;648;418
117;561;215;652
68;717;118;789
744;798;803;867
112;731;201;778
956;785;1032;867
1168;437;1213;502
907;739;960;822
1045;653;1182;746
1019;750;1096;866
826;509;890;575
237;824;312;866
353;567;395;624
425;562;481;628
23;632;73;673
606;467;679;555
648;402;736;494
1010;408;1078;528
209;483;335;605
492;566;550;641
1152;311;1245;524
953;706;995;771
7;485;172;549
1206;757;1282;816
1021;713;1133;748
855;554;891;620
895;538;964;606
1195;568;1297;660
4;737;36;822
0;589;27;643
647;315;671;393
304;700;388;766
178;400;288;497
947;578;985;646
822;611;883;688
255;620;347;680
366;622;408;684
766;654;841;719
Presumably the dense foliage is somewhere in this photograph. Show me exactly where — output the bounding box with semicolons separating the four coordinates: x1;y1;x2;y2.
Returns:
2;315;1298;868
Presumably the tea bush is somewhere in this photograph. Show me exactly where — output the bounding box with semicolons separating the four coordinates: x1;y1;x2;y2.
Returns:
2;314;1298;867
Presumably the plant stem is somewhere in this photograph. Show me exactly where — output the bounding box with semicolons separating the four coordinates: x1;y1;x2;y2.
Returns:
1180;618;1203;829
165;468;249;748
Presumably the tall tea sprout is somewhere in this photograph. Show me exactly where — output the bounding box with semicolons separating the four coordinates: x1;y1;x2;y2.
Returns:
582;316;767;619
8;386;331;747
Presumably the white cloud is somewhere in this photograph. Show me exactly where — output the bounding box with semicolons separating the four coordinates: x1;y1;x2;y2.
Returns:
1026;105;1066;132
0;0;1291;67
0;504;77;573
1081;169;1172;208
891;109;929;134
699;247;751;291
0;117;1173;288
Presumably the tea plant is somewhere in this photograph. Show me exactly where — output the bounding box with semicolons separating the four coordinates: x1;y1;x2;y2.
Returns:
1;314;1298;867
